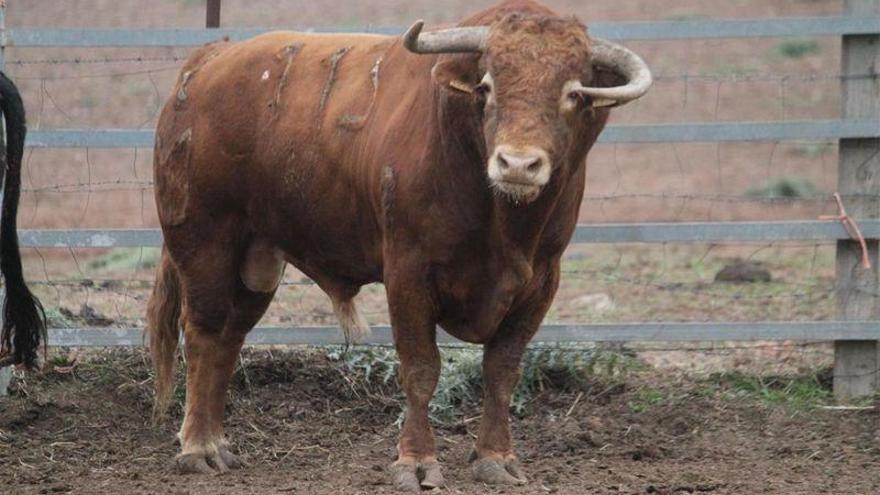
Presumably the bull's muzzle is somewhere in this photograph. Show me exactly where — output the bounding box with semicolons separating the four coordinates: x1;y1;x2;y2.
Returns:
487;145;552;203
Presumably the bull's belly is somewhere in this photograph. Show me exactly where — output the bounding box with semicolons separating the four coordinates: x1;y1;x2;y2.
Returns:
275;237;383;289
438;317;504;344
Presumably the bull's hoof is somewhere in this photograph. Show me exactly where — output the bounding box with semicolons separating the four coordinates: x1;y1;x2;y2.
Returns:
472;457;527;485
176;445;243;475
390;461;444;492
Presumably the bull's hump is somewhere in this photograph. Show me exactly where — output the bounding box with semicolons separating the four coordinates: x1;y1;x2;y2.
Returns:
242;31;391;50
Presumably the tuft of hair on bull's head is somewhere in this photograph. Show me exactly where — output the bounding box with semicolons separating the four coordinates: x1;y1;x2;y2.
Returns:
404;13;652;204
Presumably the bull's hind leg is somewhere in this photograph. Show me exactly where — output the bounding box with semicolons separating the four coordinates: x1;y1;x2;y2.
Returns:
172;236;278;474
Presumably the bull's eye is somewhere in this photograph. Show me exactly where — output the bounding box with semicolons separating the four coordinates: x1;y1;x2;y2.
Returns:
568;91;588;106
475;73;494;110
475;82;491;99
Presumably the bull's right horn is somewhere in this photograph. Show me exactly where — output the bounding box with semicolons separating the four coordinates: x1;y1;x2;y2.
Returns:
571;38;653;108
403;20;489;54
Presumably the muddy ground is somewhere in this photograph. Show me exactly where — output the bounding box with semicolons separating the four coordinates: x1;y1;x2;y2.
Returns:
1;348;878;495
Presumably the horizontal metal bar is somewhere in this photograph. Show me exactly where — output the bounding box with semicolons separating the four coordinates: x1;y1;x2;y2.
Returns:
5;27;398;48
24;121;880;149
46;321;880;347
18;221;880;249
590;16;880;40
570;220;880;243
602;120;880;143
27;130;153;148
7;17;879;47
19;229;162;248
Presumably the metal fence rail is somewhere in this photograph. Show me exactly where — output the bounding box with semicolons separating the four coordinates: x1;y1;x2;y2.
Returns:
7;16;879;47
24;120;880;148
48;321;880;347
17;221;880;248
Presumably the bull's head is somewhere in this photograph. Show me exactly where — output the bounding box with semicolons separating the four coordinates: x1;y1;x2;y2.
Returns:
404;14;651;203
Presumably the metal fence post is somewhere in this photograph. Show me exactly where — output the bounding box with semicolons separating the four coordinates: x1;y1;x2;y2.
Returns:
206;0;221;29
833;0;880;401
0;1;10;398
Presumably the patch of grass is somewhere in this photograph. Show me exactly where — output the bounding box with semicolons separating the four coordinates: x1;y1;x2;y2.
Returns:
44;306;76;328
48;353;75;368
744;176;819;199
793;142;831;158
628;387;666;413
775;38;820;59
709;369;832;409
328;344;633;425
85;247;160;274
78;95;99;109
708;62;755;77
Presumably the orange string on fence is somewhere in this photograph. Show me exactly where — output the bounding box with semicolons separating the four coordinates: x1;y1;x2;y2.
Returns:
819;192;873;270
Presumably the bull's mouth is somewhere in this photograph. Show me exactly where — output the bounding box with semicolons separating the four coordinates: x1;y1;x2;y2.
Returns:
491;179;543;203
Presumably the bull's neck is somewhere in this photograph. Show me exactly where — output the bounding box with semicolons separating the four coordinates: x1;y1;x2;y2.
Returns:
433;94;568;260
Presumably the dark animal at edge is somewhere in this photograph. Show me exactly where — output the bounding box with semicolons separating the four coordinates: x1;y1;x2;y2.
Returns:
0;71;46;371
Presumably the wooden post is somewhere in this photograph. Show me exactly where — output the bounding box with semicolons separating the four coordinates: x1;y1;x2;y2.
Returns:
206;0;221;28
833;0;880;401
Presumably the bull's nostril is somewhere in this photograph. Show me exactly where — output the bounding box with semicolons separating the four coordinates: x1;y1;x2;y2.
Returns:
497;154;510;170
526;159;542;173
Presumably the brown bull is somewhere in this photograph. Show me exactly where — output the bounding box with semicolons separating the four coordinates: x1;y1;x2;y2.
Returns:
148;0;651;490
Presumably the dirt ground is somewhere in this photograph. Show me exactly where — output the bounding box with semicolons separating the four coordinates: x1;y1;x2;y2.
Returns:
1;348;878;495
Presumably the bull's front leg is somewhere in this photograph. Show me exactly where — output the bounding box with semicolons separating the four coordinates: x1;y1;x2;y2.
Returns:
472;265;560;485
386;268;444;492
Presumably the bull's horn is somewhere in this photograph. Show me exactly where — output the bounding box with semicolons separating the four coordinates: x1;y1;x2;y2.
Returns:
572;38;653;107
403;20;489;54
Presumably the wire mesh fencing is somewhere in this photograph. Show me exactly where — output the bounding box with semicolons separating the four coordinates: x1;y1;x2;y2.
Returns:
0;11;877;366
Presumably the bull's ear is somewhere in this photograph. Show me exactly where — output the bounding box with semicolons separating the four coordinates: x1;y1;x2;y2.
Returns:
431;57;480;94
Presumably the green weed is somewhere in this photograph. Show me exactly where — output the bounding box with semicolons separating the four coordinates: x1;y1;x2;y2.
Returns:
745;176;819;199
44;306;76;328
85;247;161;274
709;369;832;409
628;387;666;413
776;38;820;59
327;344;630;425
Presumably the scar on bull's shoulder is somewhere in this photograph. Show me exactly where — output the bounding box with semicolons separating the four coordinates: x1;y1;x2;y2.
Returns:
381;165;396;226
338;55;384;130
269;42;304;110
176;70;195;103
156;127;193;226
175;44;224;105
318;46;352;117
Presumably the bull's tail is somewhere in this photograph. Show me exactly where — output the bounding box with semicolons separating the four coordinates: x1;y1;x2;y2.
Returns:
147;247;182;419
0;71;46;369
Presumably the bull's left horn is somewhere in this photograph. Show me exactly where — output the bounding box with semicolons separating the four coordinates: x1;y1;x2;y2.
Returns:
572;38;653;108
403;20;489;54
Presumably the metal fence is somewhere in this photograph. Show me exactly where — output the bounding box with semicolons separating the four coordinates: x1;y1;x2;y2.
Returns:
0;2;878;399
